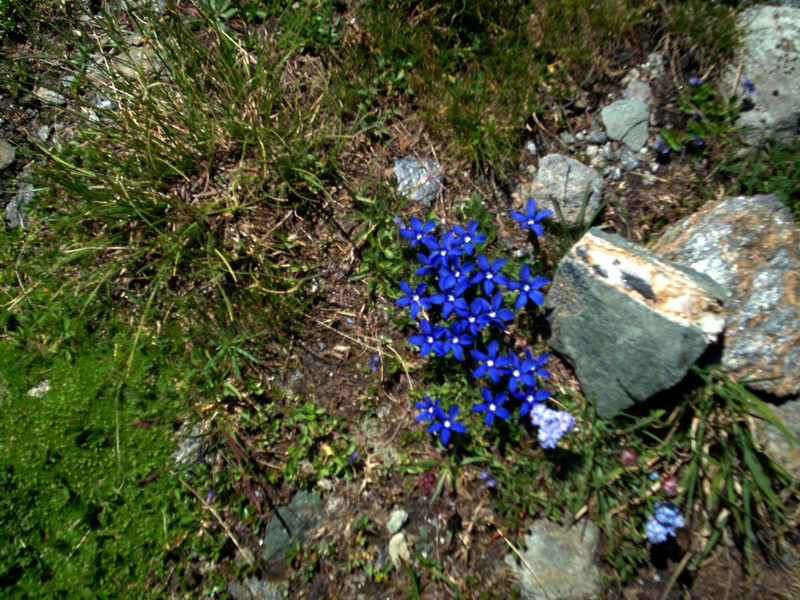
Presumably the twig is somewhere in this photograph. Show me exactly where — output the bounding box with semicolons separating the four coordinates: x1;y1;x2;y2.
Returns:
658;551;692;600
179;477;255;566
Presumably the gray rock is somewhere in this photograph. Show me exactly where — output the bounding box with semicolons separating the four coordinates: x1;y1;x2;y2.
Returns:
513;154;603;228
172;421;209;469
26;380;50;398
622;80;653;107
504;519;602;600
618;147;640;171
601;99;650;151
4;169;36;230
559;132;576;147
36;126;52;143
261;490;325;562
754;398;800;480
723;6;800;144
33;85;66;106
394;156;443;206
226;577;283;600
642;52;666;80
655;194;800;397
0;140;15;171
586;129;608;144
388;532;411;568
85;90;118;112
386;508;408;534
545;229;727;419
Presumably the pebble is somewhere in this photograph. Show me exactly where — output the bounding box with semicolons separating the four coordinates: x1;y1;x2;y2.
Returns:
386;509;408;534
388;533;410;568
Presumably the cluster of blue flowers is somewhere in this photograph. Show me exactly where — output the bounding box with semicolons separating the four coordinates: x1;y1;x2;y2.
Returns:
396;199;576;450
645;501;686;544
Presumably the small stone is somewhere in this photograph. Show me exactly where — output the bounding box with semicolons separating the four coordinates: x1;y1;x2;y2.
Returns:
0;140;15;171
33;86;66;106
587;129;608;144
36;126;52;143
388;533;411;568
618;147;640;171
559;132;576;146
525;140;538;156
394;156;443;206
386;509;408;534
601;99;650;151
622;80;654;106
26;380;50;398
585;145;599;159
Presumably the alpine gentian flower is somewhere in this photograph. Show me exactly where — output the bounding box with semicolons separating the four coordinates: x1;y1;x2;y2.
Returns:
479;469;496;488
414;251;437;277
451;219;487;255
395;281;431;319
530;404;576;449
427;404;467;445
654;139;670;156
524;349;551;380
470;339;512;383
646;502;685;544
367;353;380;372
415;395;441;422
437;257;474;290
442;320;473;361
502;351;536;393
513;386;551;416
399;217;437;247
471;255;510;295
423;230;464;268
454;297;490;337
507;264;549;310
509;197;553;236
743;79;755;94
472;387;511;427
348;450;359;463
476;293;515;330
688;76;703;86
408;319;447;358
428;278;469;319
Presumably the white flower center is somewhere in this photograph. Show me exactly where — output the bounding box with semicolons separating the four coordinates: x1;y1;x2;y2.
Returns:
413;295;419;302
489;404;496;412
452;337;459;344
448;294;455;301
464;236;471;243
523;284;530;291
487;360;494;367
486;272;494;279
489;311;496;318
513;369;520;377
427;336;434;343
444;420;451;429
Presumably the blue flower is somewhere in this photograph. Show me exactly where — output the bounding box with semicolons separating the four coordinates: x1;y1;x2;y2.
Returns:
477;293;515;330
442;320;473;361
399;217;437;247
470;339;512;382
395;281;431;319
414;251;437;277
690;135;705;147
415;395;441;422
428;278;469;319
508;264;549;310
423;230;464;268
408;319;447;358
646;502;685;544
472;387;511;427
509;197;553;236
502;351;537;393
454;297;490;337
524;349;552;380
654;138;670;156
479;469;496;488
649;471;660;481
513;386;551;416
367;353;380;372
688;76;703;86
451;220;487;255
471;255;510;295
743;79;756;94
530;404;576;449
427;404;467;445
437;258;474;290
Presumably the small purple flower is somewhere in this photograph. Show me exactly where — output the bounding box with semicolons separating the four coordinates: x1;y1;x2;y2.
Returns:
507;264;549;310
743;79;756;94
399;217;437;247
531;404;576;449
367;353;380;372
479;469;496;488
395;281;431;319
646;502;685;544
206;490;215;501
688;76;703;86
427;404;467;446
348;451;360;463
654;138;670;156
415;395;441;422
509;197;553;236
692;110;703;120
392;216;404;228
472;387;511;427
690;135;705;147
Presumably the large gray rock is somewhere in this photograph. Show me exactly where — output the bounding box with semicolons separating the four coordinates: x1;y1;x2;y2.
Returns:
655;194;800;397
601;99;649;151
394;156;443;206
504;519;602;600
754;398;800;481
261;490;325;562
545;229;726;419
513;154;603;228
724;6;800;144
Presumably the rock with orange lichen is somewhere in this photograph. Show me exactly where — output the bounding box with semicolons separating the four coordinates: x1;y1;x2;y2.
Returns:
655;194;800;397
